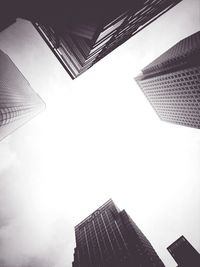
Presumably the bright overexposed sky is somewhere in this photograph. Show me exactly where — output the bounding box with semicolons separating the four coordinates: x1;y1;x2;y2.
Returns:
0;0;200;266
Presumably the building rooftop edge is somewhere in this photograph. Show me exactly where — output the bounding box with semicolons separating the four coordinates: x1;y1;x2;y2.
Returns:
75;198;116;229
167;235;185;250
142;31;200;73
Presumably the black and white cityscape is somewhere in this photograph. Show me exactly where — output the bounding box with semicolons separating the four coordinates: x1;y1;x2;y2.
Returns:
0;0;200;266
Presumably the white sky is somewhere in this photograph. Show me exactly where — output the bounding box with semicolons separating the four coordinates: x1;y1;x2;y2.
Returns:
0;0;200;266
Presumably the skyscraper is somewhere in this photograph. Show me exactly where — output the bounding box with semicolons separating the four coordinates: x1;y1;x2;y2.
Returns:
0;50;45;141
135;31;200;129
32;0;182;79
72;199;165;267
167;235;200;267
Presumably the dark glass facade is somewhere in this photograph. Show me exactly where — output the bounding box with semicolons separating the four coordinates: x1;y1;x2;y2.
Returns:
32;0;181;79
135;31;200;129
0;2;17;32
0;50;45;141
72;199;165;267
167;235;200;267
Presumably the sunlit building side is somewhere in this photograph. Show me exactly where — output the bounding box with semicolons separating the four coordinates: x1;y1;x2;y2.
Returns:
0;50;45;141
72;199;165;267
135;31;200;129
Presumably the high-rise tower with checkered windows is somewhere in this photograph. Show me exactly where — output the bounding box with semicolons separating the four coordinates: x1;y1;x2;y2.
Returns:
135;31;200;128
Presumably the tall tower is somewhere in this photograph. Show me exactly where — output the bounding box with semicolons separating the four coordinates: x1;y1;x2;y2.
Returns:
167;235;200;267
72;199;165;267
135;31;200;129
32;0;182;79
0;50;45;141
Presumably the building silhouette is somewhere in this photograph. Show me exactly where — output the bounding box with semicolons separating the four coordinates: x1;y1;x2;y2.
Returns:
72;199;165;267
135;31;200;129
32;0;182;79
167;235;200;267
0;2;17;32
0;15;16;32
0;50;45;141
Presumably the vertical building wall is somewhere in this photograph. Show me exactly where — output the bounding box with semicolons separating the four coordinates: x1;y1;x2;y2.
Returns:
72;199;165;267
135;31;200;129
0;50;45;141
167;235;200;267
33;0;182;79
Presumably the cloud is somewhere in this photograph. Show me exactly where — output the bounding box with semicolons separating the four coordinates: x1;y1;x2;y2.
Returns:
0;138;17;174
0;135;75;267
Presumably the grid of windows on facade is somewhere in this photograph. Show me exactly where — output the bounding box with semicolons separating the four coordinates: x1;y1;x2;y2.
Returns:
0;50;45;141
33;0;181;79
167;236;200;267
72;199;165;267
142;31;200;77
137;67;200;128
135;31;200;129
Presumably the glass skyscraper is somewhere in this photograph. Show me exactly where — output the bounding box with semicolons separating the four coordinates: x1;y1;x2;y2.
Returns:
0;50;45;141
135;31;200;128
72;199;165;267
32;0;182;79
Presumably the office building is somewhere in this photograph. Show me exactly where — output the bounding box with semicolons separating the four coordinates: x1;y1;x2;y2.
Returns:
167;235;200;267
72;199;165;267
135;31;200;128
0;50;45;141
32;0;182;79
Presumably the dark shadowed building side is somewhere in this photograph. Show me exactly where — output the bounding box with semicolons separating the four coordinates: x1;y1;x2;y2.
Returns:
72;199;165;267
167;235;200;267
31;0;182;79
